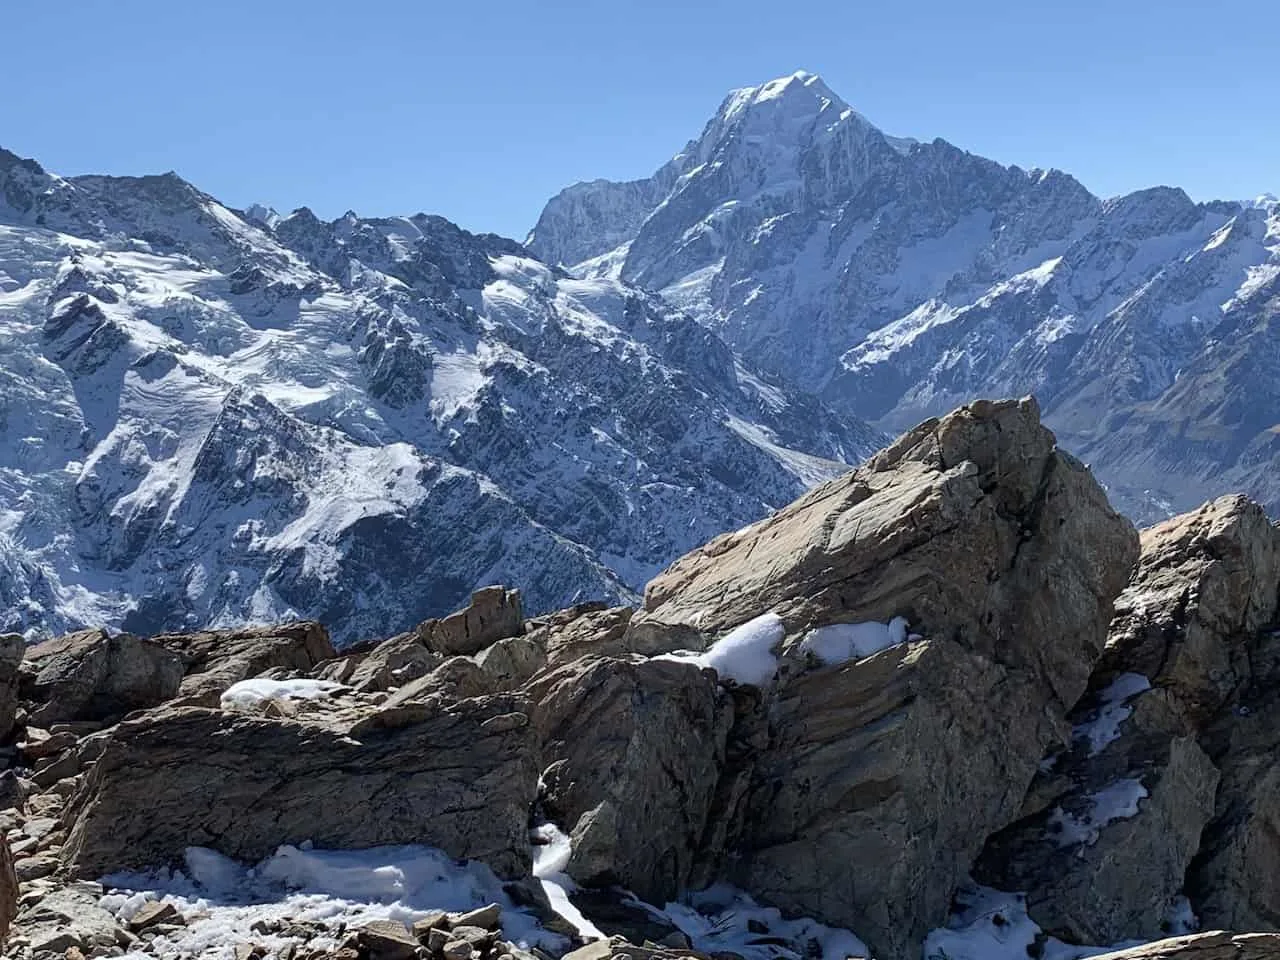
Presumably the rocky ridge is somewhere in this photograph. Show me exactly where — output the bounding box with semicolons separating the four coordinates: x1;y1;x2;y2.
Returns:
2;399;1280;960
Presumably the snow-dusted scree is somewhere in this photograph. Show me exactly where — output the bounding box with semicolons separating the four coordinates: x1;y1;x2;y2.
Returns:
100;843;566;959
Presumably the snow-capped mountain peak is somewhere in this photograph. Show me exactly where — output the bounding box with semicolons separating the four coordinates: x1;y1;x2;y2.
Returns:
531;73;1280;526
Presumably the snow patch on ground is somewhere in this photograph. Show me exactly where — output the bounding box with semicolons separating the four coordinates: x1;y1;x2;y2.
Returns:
924;885;1132;960
100;843;565;960
662;883;871;960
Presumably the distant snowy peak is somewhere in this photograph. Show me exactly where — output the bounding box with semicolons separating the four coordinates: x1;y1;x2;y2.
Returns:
529;71;1280;525
528;70;894;272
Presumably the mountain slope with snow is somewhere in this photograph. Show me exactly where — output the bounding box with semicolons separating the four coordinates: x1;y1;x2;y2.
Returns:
530;71;1280;523
0;147;884;642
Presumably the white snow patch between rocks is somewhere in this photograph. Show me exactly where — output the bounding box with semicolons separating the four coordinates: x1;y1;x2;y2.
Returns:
219;678;347;711
1048;778;1150;847
1072;672;1152;756
798;617;910;665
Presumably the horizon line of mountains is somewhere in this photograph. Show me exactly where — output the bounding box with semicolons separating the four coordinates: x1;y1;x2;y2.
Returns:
1;68;1277;641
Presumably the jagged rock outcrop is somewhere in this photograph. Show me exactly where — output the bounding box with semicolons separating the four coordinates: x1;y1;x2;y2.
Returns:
0;833;15;946
976;495;1280;943
60;692;539;878
632;397;1139;959
1091;933;1280;960
0;633;23;741
420;587;524;657
529;656;733;901
18;629;183;725
151;621;335;707
12;402;1280;960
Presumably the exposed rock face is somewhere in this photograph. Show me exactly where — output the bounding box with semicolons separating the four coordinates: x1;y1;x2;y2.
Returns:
529;656;734;902
976;495;1280;943
633;397;1139;959
16;400;1280;960
0;832;15;946
60;693;539;878
152;621;335;707
18;629;183;725
421;587;524;656
0;633;23;741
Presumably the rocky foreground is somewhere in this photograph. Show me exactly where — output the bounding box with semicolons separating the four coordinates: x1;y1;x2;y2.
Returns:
4;398;1280;960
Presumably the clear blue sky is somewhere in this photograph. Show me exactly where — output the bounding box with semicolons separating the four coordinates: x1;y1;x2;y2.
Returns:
5;0;1276;240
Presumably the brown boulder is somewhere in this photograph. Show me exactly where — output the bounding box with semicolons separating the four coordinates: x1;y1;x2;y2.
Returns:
59;692;539;879
418;586;523;656
20;628;184;724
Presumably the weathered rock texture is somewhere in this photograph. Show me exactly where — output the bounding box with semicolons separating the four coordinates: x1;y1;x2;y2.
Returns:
529;656;733;901
0;632;23;741
1091;933;1280;960
14;400;1280;960
60;693;539;878
635;397;1140;959
977;495;1280;943
152;621;335;707
19;629;183;725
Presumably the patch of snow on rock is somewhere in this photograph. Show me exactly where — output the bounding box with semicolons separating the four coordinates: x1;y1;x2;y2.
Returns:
1072;672;1152;755
797;616;910;665
924;885;1130;960
658;611;785;687
1048;778;1149;847
100;843;567;959
219;678;347;711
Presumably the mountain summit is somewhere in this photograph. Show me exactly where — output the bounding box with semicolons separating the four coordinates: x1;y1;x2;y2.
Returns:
530;72;1280;523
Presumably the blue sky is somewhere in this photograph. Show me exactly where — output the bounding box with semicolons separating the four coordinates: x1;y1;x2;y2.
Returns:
5;0;1276;239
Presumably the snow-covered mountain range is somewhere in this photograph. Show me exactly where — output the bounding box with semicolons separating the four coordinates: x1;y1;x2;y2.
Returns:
530;70;1280;522
0;146;883;642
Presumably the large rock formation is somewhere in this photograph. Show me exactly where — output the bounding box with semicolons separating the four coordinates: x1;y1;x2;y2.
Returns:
631;397;1139;960
18;629;183;725
529;656;733;901
151;621;335;707
9;400;1280;960
0;633;23;741
976;495;1280;942
60;692;539;878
